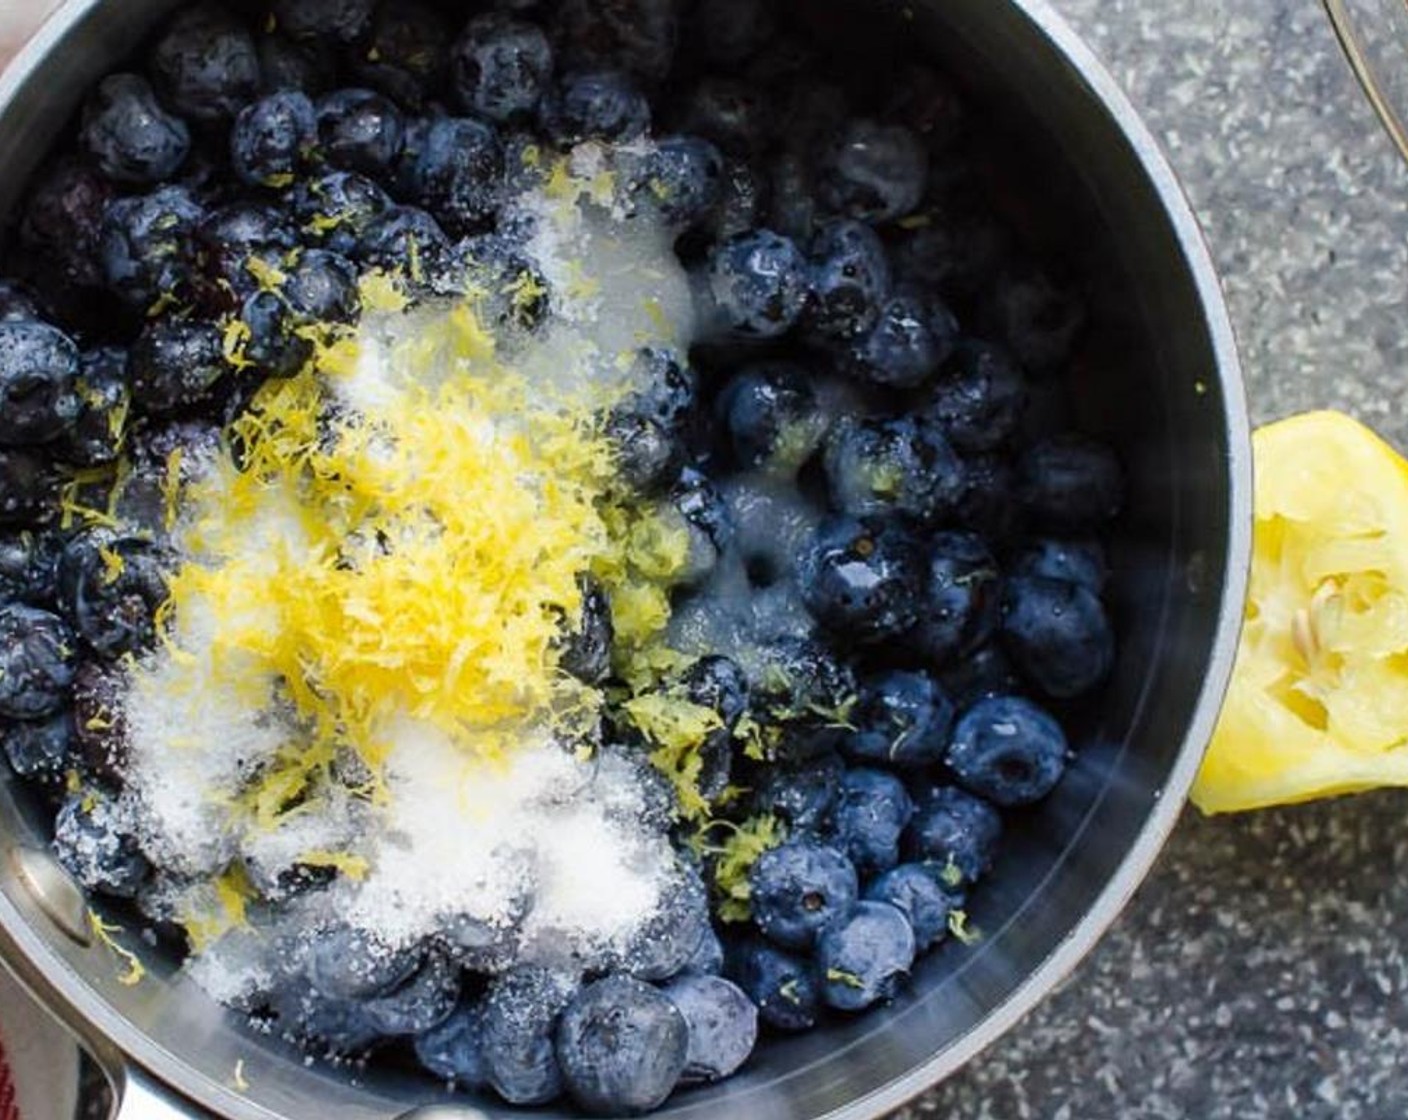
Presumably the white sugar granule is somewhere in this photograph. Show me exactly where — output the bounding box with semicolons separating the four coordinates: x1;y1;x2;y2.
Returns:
343;720;670;960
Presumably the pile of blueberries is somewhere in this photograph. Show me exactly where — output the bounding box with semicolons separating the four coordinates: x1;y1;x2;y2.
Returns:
0;0;1125;1114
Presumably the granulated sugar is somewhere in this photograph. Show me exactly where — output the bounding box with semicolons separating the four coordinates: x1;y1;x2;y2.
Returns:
111;142;698;999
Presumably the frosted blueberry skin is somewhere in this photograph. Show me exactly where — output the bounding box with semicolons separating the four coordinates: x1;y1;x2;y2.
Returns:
749;841;859;950
0;605;75;719
1001;575;1115;699
815;899;916;1012
946;695;1069;807
726;937;821;1032
555;976;689;1116
80;74;191;187
662;974;758;1085
865;863;966;950
903;786;1003;885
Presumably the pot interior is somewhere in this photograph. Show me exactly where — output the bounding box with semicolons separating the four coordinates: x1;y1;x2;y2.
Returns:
0;2;1246;1118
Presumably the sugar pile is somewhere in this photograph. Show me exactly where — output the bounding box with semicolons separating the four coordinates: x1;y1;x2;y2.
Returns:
109;140;703;1000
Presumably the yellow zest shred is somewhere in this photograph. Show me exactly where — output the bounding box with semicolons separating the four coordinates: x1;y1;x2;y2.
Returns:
88;911;146;986
151;286;691;829
692;814;786;923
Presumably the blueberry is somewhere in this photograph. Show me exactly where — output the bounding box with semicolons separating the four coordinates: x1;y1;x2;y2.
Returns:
822;415;964;525
680;922;725;977
753;753;843;835
1001;574;1113;699
909;531;1002;668
69;663;128;785
100;186;204;310
0;451;58;528
768;150;820;244
949;694;1069;807
194;201;298;306
636;135;724;229
688;0;775;65
62;348;132;467
0;605;74;719
903;785;1002;884
555;975;688;1116
1;710;76;780
0;320;80;447
817;119;926;223
58;531;169;660
726;938;819;1032
924;340;1027;453
415;997;490;1088
668;467;733;586
355;205;452;278
316;89;405;180
715;362;828;476
129;319;232;415
482;966;580;1105
540;70;650;145
983;268;1085;375
797;515;923;644
270;987;383;1055
19;160;112;293
410;117;505;238
283;248;360;324
955;453;1020;544
1017;434;1124;529
816;900;916;1011
451;14;553;123
362;955;460;1036
618;863;712;982
806;219;891;342
272;0;375;43
702;156;769;244
557;0;679;83
79;74;190;187
622;347;697;433
705;229;811;339
258;30;336;93
845;289;958;389
846;670;954;770
352;2;449;109
677;655;748;801
677;77;766;156
935;643;1020;710
1012;538;1108;594
307;926;413;999
230;91;317;188
661;974;757;1085
749;840;858;949
150;4;261;124
0;531;61;607
865;863;965;950
291;170;392;256
455;234;549;334
558;574;614;684
829;767;914;876
52;790;150;899
891;201;1010;298
0;283;41;324
751;637;857;760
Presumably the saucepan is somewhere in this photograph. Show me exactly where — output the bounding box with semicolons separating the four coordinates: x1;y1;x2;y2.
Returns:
0;0;1251;1116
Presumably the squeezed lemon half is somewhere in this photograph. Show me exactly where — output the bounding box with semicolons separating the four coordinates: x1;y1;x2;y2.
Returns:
1193;410;1408;812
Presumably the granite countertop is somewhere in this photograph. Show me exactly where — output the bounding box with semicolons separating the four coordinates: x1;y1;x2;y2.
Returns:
2;2;1406;1118
901;3;1408;1118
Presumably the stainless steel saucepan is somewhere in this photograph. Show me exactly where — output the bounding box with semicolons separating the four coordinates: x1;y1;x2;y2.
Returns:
0;1;1252;1116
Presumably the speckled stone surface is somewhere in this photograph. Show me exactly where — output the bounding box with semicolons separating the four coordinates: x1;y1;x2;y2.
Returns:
897;3;1408;1118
